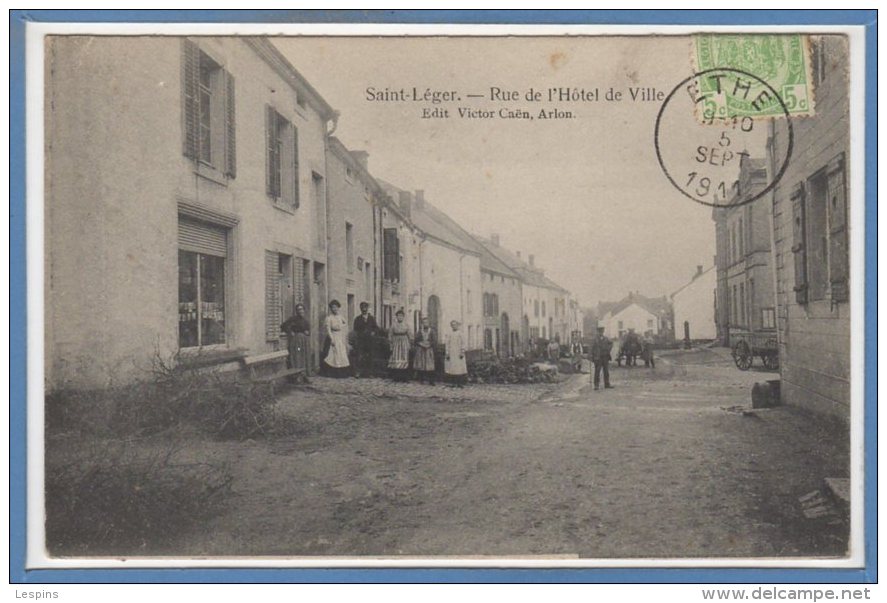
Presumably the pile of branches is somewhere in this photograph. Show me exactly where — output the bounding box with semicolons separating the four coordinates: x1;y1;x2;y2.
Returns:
45;441;232;555
48;355;299;441
467;356;559;384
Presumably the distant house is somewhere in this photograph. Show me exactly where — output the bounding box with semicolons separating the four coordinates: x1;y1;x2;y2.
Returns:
472;234;524;357
671;265;717;342
598;292;673;340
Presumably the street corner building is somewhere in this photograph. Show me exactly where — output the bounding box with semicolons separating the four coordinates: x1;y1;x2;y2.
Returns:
712;156;778;348
709;35;851;420
44;36;336;390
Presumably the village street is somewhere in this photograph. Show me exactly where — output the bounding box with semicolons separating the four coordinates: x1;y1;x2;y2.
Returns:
169;348;848;559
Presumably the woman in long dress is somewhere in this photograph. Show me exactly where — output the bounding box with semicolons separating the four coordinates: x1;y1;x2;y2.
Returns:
322;299;351;378
413;317;436;385
387;309;411;382
444;320;468;387
280;302;311;382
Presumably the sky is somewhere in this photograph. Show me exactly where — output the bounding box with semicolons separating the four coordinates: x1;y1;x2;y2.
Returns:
275;35;766;308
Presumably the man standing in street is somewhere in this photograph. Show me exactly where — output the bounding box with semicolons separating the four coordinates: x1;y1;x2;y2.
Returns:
353;302;379;378
590;326;614;391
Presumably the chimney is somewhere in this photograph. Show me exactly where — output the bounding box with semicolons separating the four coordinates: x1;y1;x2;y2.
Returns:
490;233;500;247
415;189;426;209
696;265;703;277
528;254;535;267
398;191;412;218
350;150;369;171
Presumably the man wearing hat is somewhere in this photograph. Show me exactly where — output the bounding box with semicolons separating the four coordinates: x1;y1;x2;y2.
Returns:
590;326;614;390
353;301;379;378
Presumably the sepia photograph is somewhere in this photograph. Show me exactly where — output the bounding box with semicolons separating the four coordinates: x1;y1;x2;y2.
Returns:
28;22;866;569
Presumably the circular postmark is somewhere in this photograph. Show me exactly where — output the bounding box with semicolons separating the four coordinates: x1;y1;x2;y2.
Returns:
654;67;794;209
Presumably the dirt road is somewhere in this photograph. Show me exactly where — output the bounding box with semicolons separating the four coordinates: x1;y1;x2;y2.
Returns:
169;349;849;559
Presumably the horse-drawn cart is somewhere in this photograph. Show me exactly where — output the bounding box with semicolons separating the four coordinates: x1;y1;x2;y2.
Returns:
730;330;779;370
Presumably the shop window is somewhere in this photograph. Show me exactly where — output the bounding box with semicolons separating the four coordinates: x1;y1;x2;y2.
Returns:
178;217;228;349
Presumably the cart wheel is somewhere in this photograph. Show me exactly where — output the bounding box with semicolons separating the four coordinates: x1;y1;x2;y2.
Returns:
762;352;779;370
732;341;752;370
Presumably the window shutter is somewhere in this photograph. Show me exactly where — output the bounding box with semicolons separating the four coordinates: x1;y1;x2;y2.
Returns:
265;106;278;198
265;251;281;341
827;154;849;302
280;120;295;206
181;39;200;160
293;127;300;208
383;228;398;281
293;257;305;305
223;71;236;178
178;217;227;257
790;182;808;304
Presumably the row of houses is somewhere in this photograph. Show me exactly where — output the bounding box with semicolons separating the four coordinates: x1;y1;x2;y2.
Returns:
708;36;851;419
44;36;581;391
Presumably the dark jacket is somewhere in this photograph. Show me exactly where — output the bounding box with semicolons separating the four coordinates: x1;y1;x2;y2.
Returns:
353;313;379;341
590;334;613;363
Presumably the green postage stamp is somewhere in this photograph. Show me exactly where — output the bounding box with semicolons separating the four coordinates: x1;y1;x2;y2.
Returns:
694;34;813;119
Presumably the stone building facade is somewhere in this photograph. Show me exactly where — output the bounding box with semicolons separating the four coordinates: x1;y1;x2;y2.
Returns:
712;157;777;346
325;137;384;328
767;36;851;419
45;36;334;389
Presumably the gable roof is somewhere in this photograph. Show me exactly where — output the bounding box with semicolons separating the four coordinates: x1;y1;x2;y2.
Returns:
600;293;672;319
470;236;521;279
377;180;480;256
669;265;716;299
476;237;568;292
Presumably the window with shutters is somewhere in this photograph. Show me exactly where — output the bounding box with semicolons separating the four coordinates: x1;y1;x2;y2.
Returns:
181;40;236;179
792;154;849;306
382;228;400;283
265;106;300;209
178;217;228;349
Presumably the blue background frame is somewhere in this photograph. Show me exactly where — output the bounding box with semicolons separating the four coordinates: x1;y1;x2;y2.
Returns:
8;9;877;584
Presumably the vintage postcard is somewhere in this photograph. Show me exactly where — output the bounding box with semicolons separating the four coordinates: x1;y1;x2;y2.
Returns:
23;17;869;573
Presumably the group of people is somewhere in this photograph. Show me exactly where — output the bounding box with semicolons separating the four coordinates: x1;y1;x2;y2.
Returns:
587;327;657;391
279;300;469;386
613;329;656;368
